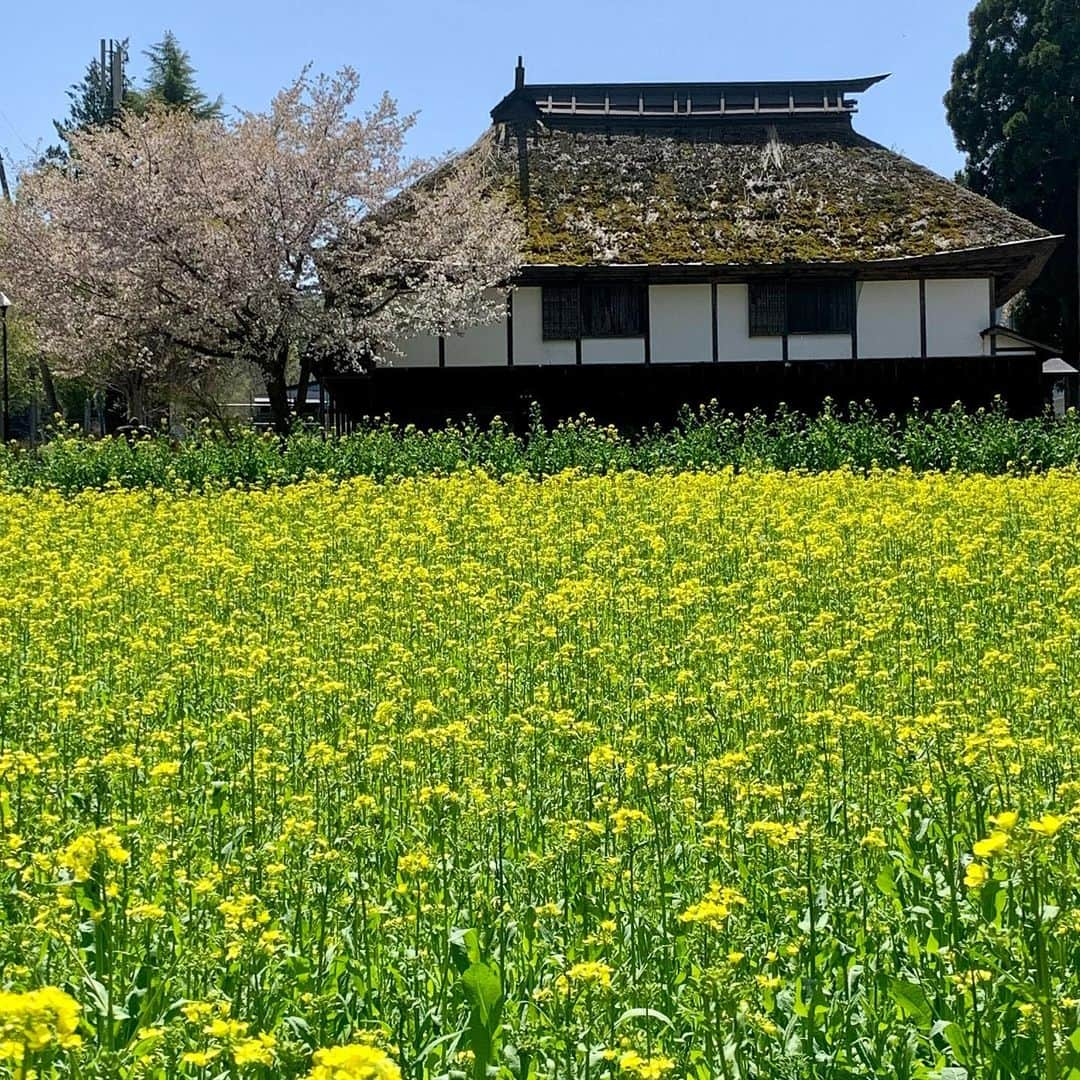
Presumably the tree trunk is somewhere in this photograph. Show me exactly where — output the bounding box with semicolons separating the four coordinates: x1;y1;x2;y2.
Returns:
124;374;147;425
1075;159;1079;365
293;354;313;424
264;350;291;435
37;358;62;420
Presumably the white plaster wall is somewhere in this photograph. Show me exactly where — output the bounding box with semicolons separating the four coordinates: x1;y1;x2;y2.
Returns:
649;285;712;364
857;281;921;359
581;338;646;365
788;334;853;361
715;284;783;361
444;290;509;367
391;335;440;369
925;278;992;357
512;287;576;366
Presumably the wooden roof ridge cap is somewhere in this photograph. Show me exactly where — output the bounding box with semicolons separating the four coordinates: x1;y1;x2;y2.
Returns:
512;74;889;95
491;74;890;121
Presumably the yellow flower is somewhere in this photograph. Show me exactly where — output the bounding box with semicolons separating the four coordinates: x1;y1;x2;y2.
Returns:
233;1033;277;1066
988;810;1018;832
57;828;129;880
679;885;746;930
619;1050;676;1079
1029;814;1067;838
565;961;614;989
204;1017;248;1041
963;862;989;889
182;1049;221;1067
0;987;83;1063
397;850;432;876
180;1001;215;1023
305;1043;401;1080
972;831;1009;859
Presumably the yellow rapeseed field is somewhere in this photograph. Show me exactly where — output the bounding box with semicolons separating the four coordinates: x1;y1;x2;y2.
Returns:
0;470;1077;1079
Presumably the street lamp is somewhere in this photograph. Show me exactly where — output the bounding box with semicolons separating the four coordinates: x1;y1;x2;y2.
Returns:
0;291;9;443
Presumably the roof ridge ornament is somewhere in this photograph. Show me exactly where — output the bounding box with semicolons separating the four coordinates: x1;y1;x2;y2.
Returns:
491;72;891;129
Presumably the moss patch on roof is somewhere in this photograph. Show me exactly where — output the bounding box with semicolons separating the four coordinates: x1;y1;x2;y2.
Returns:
496;127;1048;266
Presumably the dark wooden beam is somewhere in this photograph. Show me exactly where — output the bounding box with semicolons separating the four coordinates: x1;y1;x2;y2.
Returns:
643;288;652;364
711;283;719;363
850;280;859;360
506;291;514;366
919;279;927;359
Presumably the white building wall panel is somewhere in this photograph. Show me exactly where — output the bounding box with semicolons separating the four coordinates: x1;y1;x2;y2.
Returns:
714;284;783;361
391;335;440;369
789;334;852;361
649;285;712;364
444;290;508;367
512;287;576;366
581;338;646;365
857;281;921;359
925;278;991;357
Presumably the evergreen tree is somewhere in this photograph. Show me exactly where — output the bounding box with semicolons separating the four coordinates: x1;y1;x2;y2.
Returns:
142;32;223;120
47;42;141;159
946;1;1080;362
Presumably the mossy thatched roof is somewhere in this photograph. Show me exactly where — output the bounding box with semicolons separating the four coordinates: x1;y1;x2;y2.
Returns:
496;126;1050;267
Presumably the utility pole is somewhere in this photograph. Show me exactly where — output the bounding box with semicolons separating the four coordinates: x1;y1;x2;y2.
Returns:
100;38;126;120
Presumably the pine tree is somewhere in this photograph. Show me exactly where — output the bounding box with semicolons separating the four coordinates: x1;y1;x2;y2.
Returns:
142;32;223;120
46;42;142;160
946;0;1080;362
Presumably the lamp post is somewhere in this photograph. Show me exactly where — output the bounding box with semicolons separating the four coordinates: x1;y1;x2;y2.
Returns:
0;291;9;443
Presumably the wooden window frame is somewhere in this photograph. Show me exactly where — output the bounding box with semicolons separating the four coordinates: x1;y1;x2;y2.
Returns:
749;279;855;337
542;283;647;340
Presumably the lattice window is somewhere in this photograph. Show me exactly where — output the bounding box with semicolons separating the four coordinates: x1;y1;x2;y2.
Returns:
585;284;646;338
749;280;854;336
542;284;646;340
542;286;582;340
748;281;786;337
788;281;853;334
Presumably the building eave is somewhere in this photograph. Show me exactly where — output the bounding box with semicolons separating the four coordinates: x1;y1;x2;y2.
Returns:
512;235;1062;292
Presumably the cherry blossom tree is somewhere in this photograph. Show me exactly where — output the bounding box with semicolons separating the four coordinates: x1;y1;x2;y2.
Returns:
0;68;522;429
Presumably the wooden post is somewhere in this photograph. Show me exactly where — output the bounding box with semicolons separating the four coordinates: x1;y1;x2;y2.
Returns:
919;279;928;358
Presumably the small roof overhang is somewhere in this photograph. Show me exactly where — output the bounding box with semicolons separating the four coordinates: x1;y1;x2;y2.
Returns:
1043;358;1078;376
981;323;1063;356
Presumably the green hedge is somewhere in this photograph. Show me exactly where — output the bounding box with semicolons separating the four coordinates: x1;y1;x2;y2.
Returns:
4;401;1080;493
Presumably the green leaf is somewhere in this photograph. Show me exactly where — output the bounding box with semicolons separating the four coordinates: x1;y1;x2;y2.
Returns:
614;1007;675;1031
450;927;482;975
462;962;503;1029
875;866;898;899
889;977;931;1025
461;961;504;1080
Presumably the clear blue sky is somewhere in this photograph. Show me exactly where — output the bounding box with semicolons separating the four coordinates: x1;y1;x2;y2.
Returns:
1;0;978;178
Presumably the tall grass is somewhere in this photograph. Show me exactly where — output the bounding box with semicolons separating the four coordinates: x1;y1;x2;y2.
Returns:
4;402;1080;492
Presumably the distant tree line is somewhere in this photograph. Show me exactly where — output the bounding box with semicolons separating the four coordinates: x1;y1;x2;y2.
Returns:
947;0;1080;363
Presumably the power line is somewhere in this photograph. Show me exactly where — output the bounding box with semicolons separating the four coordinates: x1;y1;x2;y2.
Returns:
0;107;39;160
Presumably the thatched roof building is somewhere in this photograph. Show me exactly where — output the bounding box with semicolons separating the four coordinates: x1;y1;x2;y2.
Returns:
325;63;1062;428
